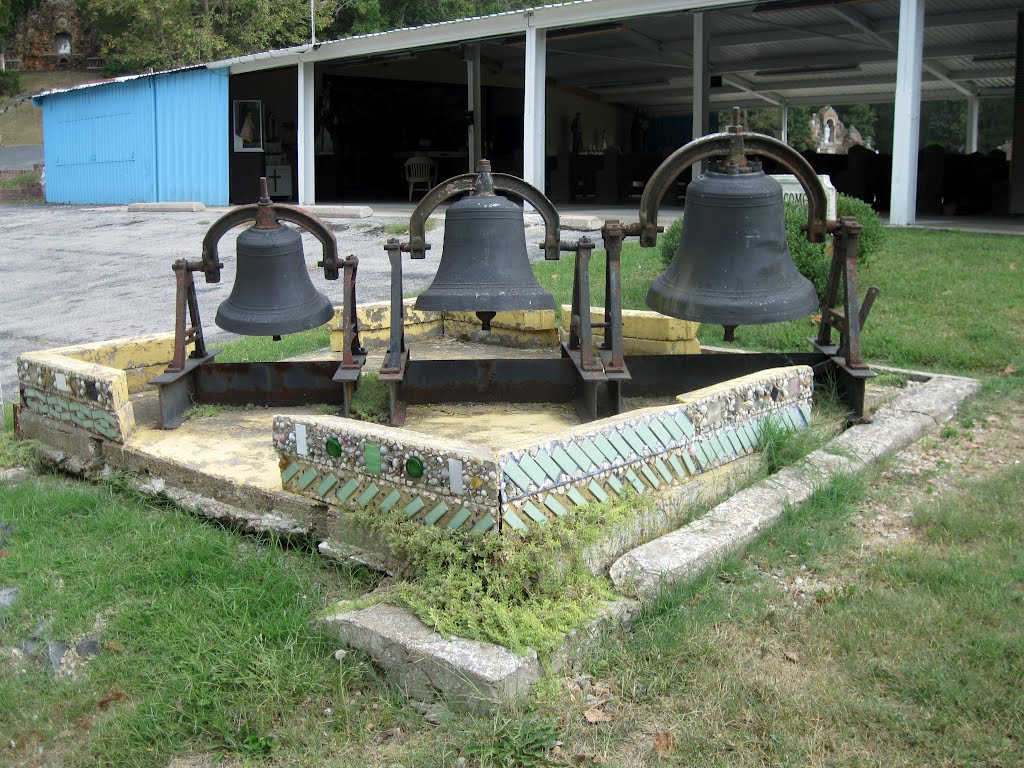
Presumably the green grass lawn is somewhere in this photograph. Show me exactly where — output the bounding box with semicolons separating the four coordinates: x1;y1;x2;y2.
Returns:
2;224;1023;766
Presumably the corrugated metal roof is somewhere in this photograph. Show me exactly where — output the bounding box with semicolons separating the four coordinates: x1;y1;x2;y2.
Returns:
32;64;207;102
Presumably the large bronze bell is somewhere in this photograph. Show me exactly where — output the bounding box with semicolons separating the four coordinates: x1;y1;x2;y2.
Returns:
216;218;335;337
414;161;555;326
647;163;819;325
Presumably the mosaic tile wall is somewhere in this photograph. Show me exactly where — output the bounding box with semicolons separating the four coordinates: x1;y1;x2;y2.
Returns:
497;367;813;532
276;366;813;536
17;352;135;442
274;417;502;534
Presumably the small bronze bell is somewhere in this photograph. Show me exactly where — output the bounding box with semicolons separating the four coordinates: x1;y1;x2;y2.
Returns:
414;160;555;328
647;162;819;326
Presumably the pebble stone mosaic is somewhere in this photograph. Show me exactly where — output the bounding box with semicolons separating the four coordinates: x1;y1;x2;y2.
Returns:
17;355;134;442
276;366;813;536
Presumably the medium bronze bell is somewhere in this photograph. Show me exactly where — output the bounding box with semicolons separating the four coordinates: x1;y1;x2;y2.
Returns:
216;221;335;337
414;161;555;327
647;164;819;325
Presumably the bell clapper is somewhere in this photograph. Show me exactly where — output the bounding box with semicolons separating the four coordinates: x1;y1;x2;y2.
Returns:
476;311;496;331
723;325;737;342
273;335;282;341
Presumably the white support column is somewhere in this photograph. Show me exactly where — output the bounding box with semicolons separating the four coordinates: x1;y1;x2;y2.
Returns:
296;60;316;205
692;11;710;175
780;103;789;144
966;95;979;154
466;44;482;171
523;24;547;190
889;0;925;226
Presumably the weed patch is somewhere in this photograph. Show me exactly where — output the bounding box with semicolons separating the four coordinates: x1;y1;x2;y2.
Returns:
349;497;641;655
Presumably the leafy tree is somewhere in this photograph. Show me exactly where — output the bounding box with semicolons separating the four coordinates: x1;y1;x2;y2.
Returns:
328;0;529;36
1;0;43;46
82;0;339;74
835;103;877;148
786;105;815;151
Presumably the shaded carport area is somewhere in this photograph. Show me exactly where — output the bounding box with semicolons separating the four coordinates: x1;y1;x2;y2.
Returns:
220;0;1022;224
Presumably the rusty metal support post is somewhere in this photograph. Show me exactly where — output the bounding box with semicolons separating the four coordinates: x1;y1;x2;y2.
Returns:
816;217;874;370
381;238;407;376
601;221;626;374
569;237;601;373
167;259;208;373
334;254;366;418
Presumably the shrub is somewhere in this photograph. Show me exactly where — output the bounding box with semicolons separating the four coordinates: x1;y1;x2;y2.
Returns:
659;215;684;266
0;70;21;98
837;193;884;266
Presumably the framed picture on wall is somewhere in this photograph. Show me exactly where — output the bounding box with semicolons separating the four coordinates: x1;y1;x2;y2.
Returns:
233;100;263;152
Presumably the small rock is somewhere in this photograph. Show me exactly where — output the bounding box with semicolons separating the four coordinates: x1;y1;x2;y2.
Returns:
0;467;33;484
46;641;67;673
76;638;102;658
0;587;17;608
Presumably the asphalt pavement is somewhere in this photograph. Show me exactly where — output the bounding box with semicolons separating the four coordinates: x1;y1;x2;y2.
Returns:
0;202;579;404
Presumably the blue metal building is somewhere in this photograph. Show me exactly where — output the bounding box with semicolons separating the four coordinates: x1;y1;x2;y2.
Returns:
33;67;229;205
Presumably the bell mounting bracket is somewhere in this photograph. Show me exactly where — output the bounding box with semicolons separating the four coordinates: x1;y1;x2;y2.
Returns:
156;178;365;427
630;107;879;419
380;161;564;408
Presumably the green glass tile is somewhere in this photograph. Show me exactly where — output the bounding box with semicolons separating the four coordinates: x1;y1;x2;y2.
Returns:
607;474;625;495
799;402;812;426
709;435;728;458
641;464;661;489
543;494;568;517
33;403;49;415
97;425;119;440
566;442;594;471
405;456;425;478
446;507;472;529
637;423;664;452
594;434;621;464
580;439;608;468
336;478;360;503
522;502;548;524
681;451;697;475
736;425;754;452
660;414;683;441
727;431;745;455
471;514;495;534
694;441;712;468
533;450;564;481
669;454;686;479
609;430;636;459
568;487;588;507
501;510;528;532
621;426;648;456
789;406;805;428
403;497;426;518
649;419;673;448
316;474;339;496
674;411;696;438
552;445;580;475
297;468;319;491
364;444;382;475
626;469;646;494
655;459;673;484
518;454;549;487
588;480;609;503
281;462;302;484
379;489;402;512
423;501;449;526
357;484;380;508
743;423;760;449
325;438;342;458
503;461;535;493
